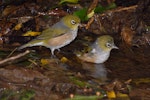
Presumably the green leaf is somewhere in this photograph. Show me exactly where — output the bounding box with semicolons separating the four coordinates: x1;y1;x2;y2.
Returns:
73;3;117;21
66;95;104;100
69;76;91;87
73;8;88;21
94;3;117;13
20;90;35;100
94;5;106;13
87;9;95;19
59;0;79;5
105;3;117;10
0;90;15;100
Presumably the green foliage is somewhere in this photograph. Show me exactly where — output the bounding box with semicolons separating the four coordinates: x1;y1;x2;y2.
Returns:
94;5;106;13
73;3;117;21
105;3;117;10
73;8;88;22
95;3;117;13
0;90;15;100
59;0;79;5
69;76;91;87
0;89;35;100
67;95;103;100
20;90;35;100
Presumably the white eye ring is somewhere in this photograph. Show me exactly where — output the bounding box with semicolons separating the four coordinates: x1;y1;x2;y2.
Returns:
71;20;76;25
106;43;112;48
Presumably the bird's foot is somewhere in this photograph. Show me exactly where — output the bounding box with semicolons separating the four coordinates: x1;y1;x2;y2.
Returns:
51;54;57;58
50;55;60;64
57;48;60;52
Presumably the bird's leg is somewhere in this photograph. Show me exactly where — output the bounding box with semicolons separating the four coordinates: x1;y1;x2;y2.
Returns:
50;49;56;58
50;49;60;64
57;48;60;52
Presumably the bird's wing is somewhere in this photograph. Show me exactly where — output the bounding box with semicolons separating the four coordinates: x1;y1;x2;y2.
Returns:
86;51;95;57
36;20;70;40
36;27;68;40
78;52;96;63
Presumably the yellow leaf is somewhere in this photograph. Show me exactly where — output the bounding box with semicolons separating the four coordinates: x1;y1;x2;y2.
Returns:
87;9;95;18
133;78;150;85
116;92;129;98
14;23;22;30
23;31;41;36
41;59;49;65
60;57;68;63
107;90;116;99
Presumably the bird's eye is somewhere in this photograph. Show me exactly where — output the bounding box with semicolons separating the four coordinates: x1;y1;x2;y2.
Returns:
71;20;76;25
106;43;112;48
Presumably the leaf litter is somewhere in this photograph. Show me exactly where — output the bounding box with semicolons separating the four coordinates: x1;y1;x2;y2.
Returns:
0;0;150;99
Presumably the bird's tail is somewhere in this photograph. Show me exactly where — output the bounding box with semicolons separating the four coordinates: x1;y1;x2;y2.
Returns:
17;43;31;50
17;39;43;50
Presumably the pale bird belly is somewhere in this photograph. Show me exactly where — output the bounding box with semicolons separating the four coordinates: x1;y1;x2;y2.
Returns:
95;53;110;63
47;32;77;49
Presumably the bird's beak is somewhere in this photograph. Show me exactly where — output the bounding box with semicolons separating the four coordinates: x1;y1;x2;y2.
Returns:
79;23;85;28
113;45;119;49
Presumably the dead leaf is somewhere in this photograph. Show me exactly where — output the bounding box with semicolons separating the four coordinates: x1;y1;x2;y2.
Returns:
60;57;68;63
23;31;41;36
2;5;19;16
121;27;136;45
107;90;116;98
14;23;22;30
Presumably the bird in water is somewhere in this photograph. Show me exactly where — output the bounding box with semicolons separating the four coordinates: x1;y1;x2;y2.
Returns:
76;35;118;63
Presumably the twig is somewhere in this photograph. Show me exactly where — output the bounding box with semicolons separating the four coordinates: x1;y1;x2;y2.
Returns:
100;5;138;17
28;59;39;67
86;17;94;29
7;48;17;58
0;50;30;66
94;14;105;33
87;0;98;14
86;4;137;30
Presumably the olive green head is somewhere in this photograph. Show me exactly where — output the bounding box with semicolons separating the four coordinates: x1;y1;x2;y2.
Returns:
61;15;80;30
97;35;118;51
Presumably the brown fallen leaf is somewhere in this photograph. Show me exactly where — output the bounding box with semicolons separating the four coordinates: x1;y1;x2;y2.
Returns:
2;5;19;16
121;27;136;45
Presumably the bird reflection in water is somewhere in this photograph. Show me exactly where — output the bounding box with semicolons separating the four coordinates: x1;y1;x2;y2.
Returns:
81;62;108;82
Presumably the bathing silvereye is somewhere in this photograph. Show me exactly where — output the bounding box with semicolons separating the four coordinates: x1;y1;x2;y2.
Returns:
18;15;80;55
77;35;118;63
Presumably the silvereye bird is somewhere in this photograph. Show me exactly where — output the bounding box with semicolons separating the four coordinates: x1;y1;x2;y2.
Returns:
18;15;81;56
77;35;118;63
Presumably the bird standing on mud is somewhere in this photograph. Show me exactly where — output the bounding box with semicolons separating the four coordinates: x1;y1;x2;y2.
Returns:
77;35;118;63
18;15;81;56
